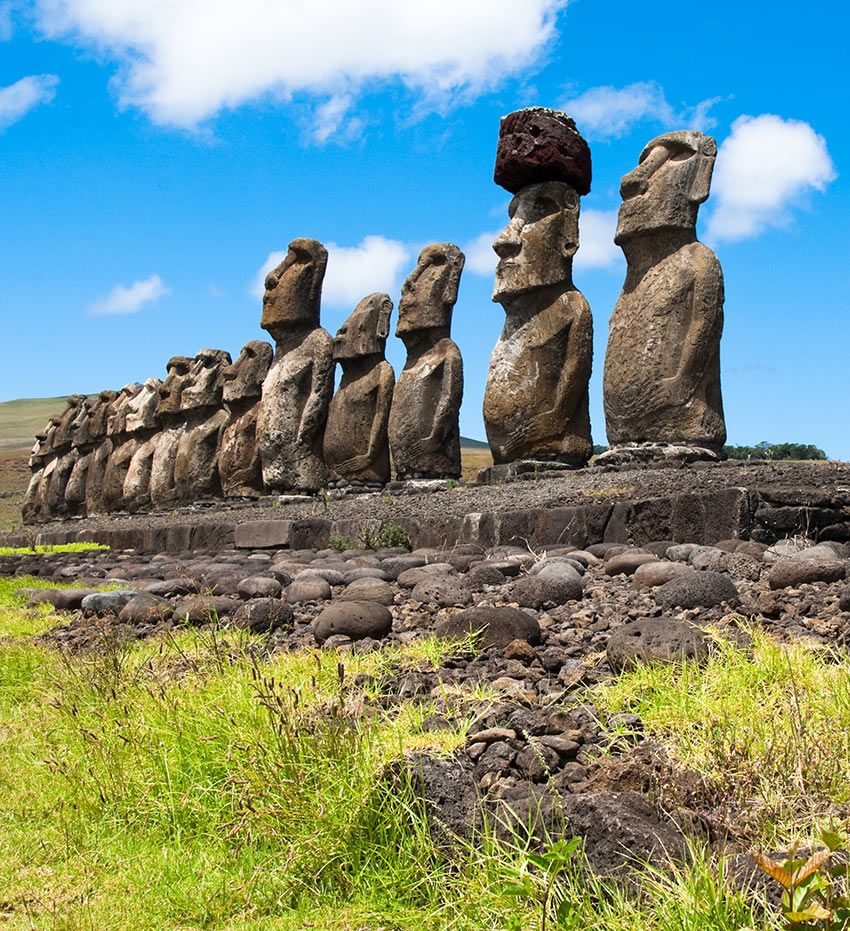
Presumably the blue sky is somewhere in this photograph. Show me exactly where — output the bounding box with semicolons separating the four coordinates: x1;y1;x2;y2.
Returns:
1;0;848;457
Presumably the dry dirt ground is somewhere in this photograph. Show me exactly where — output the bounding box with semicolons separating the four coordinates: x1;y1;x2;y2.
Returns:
0;450;28;532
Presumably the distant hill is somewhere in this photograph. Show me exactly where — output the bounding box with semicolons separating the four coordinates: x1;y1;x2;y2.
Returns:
0;396;490;455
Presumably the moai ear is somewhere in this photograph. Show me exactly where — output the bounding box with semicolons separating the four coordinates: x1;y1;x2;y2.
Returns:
377;297;393;339
444;246;465;306
689;146;717;205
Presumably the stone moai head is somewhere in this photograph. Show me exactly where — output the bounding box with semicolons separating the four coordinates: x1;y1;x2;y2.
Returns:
157;356;194;416
615;130;717;245
333;293;393;361
396;244;464;337
261;238;328;341
125;378;162;433
107;385;141;436
89;390;118;440
180;349;232;411
54;395;87;448
70;398;93;447
222;340;273;403
492;181;580;301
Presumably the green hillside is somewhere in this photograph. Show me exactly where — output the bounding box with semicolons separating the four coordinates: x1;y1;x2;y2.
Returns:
0;397;76;452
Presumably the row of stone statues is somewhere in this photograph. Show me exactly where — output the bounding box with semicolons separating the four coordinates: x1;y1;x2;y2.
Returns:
23;241;465;521
24;105;727;522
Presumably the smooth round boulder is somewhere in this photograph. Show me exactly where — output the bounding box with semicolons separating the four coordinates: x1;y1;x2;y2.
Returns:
312;601;393;644
80;589;138;615
294;567;346;586
396;563;455;589
509;573;582;608
435;606;541;648
285;577;332;604
839;587;850;612
173;595;241;624
237;576;283;599
653;571;739;610
338;577;395;606
232;599;294;633
27;588;100;610
467;563;507;588
607;617;711;672
530;557;585;578
144;578;199;597
118;593;174;625
632;561;692;590
768;559;847;590
410;576;473;607
604;552;657;576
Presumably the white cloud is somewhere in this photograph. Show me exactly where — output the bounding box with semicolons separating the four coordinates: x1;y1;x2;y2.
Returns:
560;80;719;141
34;0;567;131
0;74;59;131
706;114;836;242
464;209;621;280
0;2;13;40
89;274;171;315
574;208;621;272
253;235;413;309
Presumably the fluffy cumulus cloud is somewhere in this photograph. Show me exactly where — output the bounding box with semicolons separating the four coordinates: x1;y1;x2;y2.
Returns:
89;274;171;315
0;74;59;131
254;236;412;310
464;209;621;281
34;0;566;133
706;114;836;242
560;81;719;141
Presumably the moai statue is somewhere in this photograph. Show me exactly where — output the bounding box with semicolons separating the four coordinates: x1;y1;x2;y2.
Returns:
22;424;56;524
83;389;119;516
101;384;142;512
483;107;594;470
388;244;465;481
122;378;163;512
324;293;395;487
218;340;273;497
602;131;725;462
173;348;231;501
257;238;334;494
41;395;87;517
58;397;94;516
149;356;193;509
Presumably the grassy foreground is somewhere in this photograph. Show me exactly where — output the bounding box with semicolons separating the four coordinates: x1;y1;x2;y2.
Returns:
0;578;820;929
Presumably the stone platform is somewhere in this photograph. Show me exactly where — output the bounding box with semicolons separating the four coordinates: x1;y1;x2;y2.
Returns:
6;460;850;555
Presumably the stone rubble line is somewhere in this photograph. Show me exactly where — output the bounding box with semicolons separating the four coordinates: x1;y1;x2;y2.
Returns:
24;108;729;522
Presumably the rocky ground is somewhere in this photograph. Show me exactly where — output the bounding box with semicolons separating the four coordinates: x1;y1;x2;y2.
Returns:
5;528;850;874
17;458;850;537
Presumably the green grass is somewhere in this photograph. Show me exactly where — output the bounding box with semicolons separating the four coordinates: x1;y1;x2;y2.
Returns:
593;626;850;848
0;580;785;930
0;542;110;556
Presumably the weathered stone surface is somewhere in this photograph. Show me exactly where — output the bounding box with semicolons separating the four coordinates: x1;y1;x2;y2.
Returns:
603;131;725;457
26;587;99;610
494;107;592;195
234;520;292;549
312;601;393;643
149;356;194;509
236;575;282;599
388;244;464;480
173;595;240;624
80;590;138;615
653;570;739;609
435;606;541;647
604;552;657;576
122;378;162;512
219;340;273;497
324;293;395;484
768;558;847;590
484;180;592;466
118;593;174;624
607;616;711;671
101;385;142;512
338;577;395;605
396;563;456;588
285;577;332;603
258;239;334;493
509;572;582;608
410;575;473;607
232;598;294;633
633;560;693;589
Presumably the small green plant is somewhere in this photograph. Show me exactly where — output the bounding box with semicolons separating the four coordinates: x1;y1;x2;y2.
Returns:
753;826;850;929
329;534;359;553
0;542;110;556
446;479;459;490
369;520;411;550
502;837;582;930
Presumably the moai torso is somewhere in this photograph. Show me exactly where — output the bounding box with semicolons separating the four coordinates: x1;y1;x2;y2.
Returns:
257;238;334;494
84;390;118;516
219;341;273;497
324;293;395;485
45;395;86;517
388;244;465;480
59;397;93;516
101;385;142;512
174;349;231;501
603;131;726;453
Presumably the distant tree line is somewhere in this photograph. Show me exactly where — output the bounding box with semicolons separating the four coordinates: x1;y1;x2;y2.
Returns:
590;442;828;460
724;441;827;461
